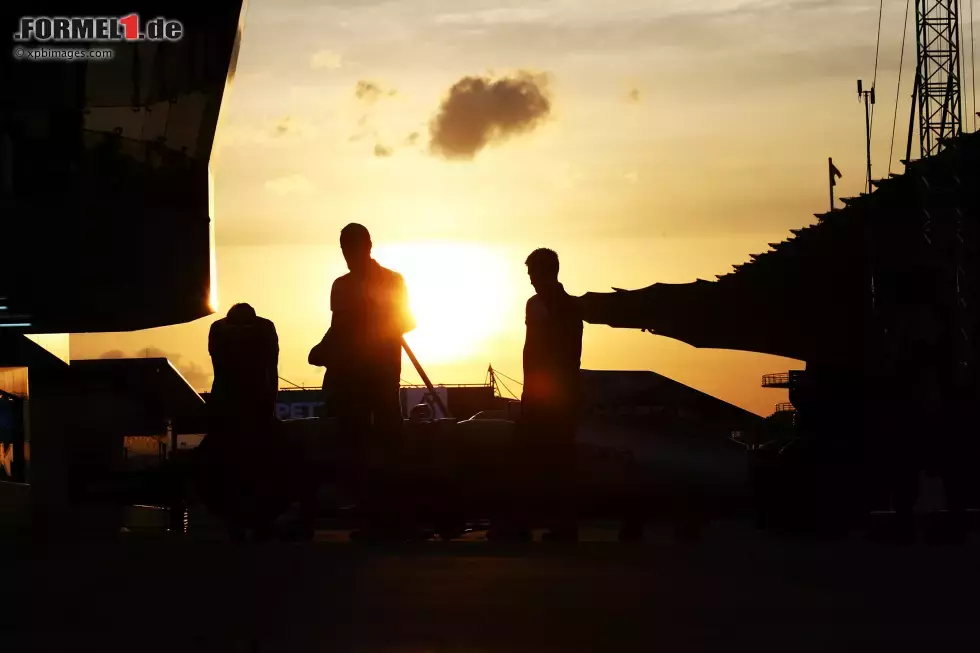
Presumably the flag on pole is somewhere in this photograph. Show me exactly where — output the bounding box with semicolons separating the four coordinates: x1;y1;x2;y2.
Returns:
829;158;842;186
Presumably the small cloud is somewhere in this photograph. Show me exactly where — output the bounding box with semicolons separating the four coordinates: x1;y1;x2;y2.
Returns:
428;71;552;160
355;80;379;100
270;116;318;139
215;123;261;148
355;80;396;104
273;115;297;137
405;132;421;145
625;171;639;184
311;49;342;70
374;143;394;157
265;174;313;195
627;87;641;104
216;116;315;149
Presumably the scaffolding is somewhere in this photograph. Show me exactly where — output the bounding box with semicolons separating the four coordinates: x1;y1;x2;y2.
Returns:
914;0;974;397
915;0;964;157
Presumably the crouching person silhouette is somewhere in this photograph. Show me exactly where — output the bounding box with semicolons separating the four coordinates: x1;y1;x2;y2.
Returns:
199;303;315;541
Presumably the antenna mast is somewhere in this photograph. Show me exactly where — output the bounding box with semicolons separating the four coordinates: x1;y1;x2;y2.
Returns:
488;364;501;397
858;79;876;193
915;0;964;156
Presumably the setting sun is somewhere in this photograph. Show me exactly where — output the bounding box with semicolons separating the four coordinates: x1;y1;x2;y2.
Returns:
373;242;520;365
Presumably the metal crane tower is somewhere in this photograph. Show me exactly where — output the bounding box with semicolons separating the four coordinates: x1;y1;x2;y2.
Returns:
912;0;974;401
915;0;964;156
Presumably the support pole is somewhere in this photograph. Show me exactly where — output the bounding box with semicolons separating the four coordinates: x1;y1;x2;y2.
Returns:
858;79;875;192
401;337;451;419
905;71;919;164
864;89;874;193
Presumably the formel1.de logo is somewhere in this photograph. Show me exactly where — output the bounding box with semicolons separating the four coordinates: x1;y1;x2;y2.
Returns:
14;15;184;43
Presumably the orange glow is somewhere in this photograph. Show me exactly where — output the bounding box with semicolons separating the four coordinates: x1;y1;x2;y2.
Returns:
373;242;517;364
208;165;219;314
208;284;220;315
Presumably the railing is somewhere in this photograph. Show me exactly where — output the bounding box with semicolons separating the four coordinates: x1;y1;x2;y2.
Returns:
762;370;805;388
775;402;796;413
762;373;791;388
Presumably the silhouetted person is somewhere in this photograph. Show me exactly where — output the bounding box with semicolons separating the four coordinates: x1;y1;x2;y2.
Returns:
313;223;415;539
208;303;279;427
499;248;583;542
202;304;312;540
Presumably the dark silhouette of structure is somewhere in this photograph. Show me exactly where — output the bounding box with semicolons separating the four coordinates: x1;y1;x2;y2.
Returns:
0;2;245;534
1;3;244;333
580;131;980;535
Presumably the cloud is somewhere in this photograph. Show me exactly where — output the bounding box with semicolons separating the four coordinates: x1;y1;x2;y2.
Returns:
355;80;396;104
310;49;342;70
265;174;313;195
422;1;877;96
428;71;552;160
98;348;212;391
405;132;421;145
351;82;400;151
216;116;315;149
273;115;298;136
434;7;551;26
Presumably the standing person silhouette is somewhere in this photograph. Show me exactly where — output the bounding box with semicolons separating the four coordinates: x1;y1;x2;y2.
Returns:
499;248;583;542
317;223;416;540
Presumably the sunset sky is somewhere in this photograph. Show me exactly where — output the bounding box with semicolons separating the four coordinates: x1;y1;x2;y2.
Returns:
71;0;947;415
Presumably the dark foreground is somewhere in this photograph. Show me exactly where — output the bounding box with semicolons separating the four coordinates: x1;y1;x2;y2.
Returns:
4;523;979;652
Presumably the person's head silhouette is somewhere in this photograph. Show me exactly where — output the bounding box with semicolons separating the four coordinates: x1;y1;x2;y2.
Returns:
226;302;257;323
525;248;560;294
340;223;372;274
